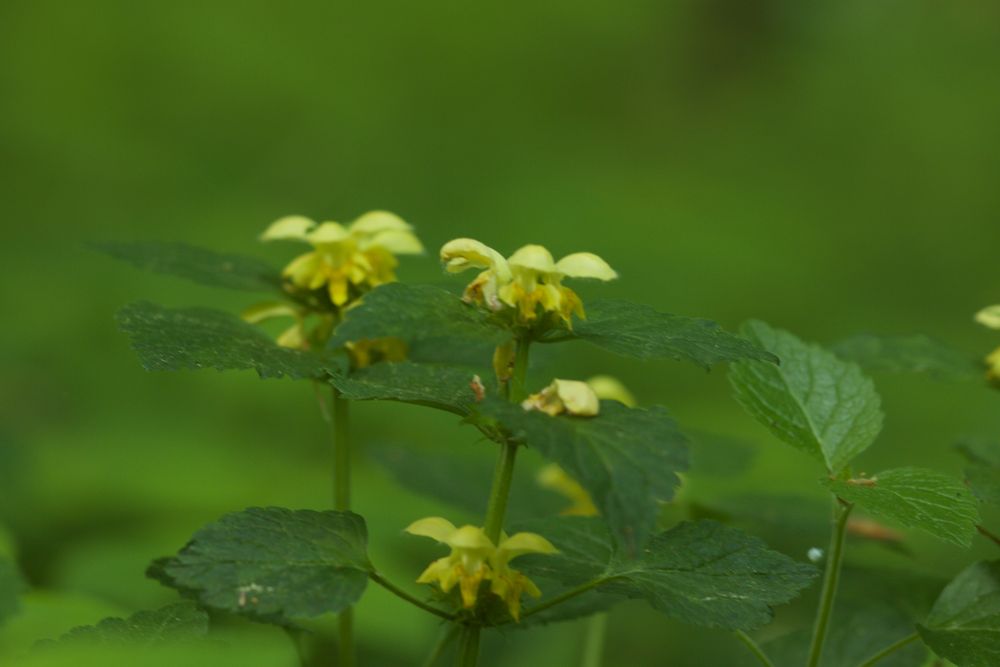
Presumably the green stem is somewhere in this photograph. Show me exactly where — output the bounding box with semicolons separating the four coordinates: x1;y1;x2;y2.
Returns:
581;613;608;667
423;624;460;667
978;524;1000;548
520;578;605;621
734;630;775;667
807;498;853;667
854;633;919;667
369;572;456;620
508;336;531;403
456;626;481;667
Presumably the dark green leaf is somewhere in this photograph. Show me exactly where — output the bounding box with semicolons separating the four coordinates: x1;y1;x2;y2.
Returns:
329;362;485;415
330;283;507;350
37;603;208;647
518;517;816;631
480;399;688;553
117;302;341;380
0;556;24;625
729;320;884;473
918;560;1000;667
153;508;371;625
96;241;282;292
825;468;980;547
832;333;979;381
956;439;1000;507
570;299;778;369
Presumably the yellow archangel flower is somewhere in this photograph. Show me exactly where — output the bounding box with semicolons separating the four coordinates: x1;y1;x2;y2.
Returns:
242;301;333;351
262;211;424;308
976;305;1000;385
405;517;557;621
440;239;617;327
521;379;601;417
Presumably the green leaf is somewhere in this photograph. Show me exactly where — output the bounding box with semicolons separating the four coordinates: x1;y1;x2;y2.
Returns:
729;320;884;473
96;241;282;292
37;602;208;647
832;333;979;381
479;399;689;553
151;508;371;625
824;468;980;547
570;299;778;369
0;556;24;625
330;283;507;350
956;439;1000;507
918;560;1000;667
329;361;485;415
687;431;757;478
117;302;341;380
517;517;816;631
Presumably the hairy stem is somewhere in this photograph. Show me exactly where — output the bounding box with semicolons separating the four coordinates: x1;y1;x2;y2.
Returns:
581;613;609;667
734;630;775;667
855;633;919;667
807;497;853;667
369;572;456;621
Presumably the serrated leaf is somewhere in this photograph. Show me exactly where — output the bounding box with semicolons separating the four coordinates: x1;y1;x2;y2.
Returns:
152;508;371;625
96;241;282;292
729;320;884;473
918;560;1000;667
825;468;980;547
832;333;979;381
479;399;689;553
330;283;507;351
956;439;1000;507
569;299;778;369
37;602;208;647
517;517;816;631
329;362;485;415
117;302;341;380
0;556;24;625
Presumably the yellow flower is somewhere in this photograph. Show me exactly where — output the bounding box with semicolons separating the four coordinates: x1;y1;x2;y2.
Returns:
975;306;1000;386
405;517;556;619
584;375;637;407
976;305;1000;330
521;379;600;417
242;301;335;350
262;211;423;308
345;337;408;369
440;239;616;327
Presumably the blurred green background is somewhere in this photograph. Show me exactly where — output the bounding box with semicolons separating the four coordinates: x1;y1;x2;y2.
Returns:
2;0;1000;664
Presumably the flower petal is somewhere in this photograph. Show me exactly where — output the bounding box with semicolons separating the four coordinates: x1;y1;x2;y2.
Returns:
586;375;636;407
975;305;1000;330
349;210;413;235
554;379;600;416
555;252;617;281
508;244;556;273
241;301;300;324
447;525;495;550
260;215;315;241
405;517;458;543
496;532;558;560
307;221;351;244
440;238;510;279
366;229;425;255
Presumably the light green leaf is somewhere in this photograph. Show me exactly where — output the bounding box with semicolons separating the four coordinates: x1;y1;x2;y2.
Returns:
96;241;282;292
151;508;371;625
833;333;980;381
517;517;816;631
0;556;24;625
569;299;778;369
918;560;1000;667
956;439;1000;507
36;602;208;647
479;399;689;553
329;361;485;415
729;320;884;473
330;283;507;350
117;302;341;380
825;468;980;547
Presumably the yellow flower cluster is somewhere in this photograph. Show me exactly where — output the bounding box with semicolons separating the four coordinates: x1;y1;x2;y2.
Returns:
976;305;1000;385
263;211;423;308
440;239;616;328
405;517;556;621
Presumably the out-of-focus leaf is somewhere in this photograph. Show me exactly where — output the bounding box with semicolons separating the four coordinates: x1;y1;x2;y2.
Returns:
832;333;979;381
570;299;778;369
479;399;688;553
729;320;884;473
152;508;371;626
918;560;1000;667
517;516;816;631
96;241;281;292
329;362;485;415
36;602;207;647
825;468;980;547
956;439;1000;507
686;431;757;477
0;556;24;625
117;302;342;380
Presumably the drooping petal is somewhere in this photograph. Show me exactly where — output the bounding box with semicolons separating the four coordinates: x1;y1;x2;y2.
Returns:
975;305;1000;329
536;464;599;516
306;221;352;245
405;517;458;543
553;379;600;416
508;244;556;274
496;532;558;561
415;556;453;585
440;238;510;279
349;210;413;235
586;375;636;407
260;215;315;242
365;229;425;255
241;301;300;324
555;252;617;281
283;251;321;286
276;324;306;349
447;525;495;551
